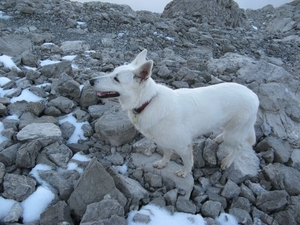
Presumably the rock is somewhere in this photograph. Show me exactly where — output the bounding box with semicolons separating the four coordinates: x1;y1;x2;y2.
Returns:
203;139;218;166
95;106;137;146
291;149;300;170
144;172;163;188
0;35;32;56
108;168;149;210
2;173;37;201
162;0;247;28
164;189;178;206
175;196;196;214
3;202;23;223
255;136;291;163
256;190;289;213
201;200;222;218
39;170;79;200
81;198;124;224
0;143;22;166
60;40;90;54
68;158;127;218
130;153;194;199
48;96;76;114
16;140;42;168
0;162;5;183
40;201;74;225
221;179;241;199
263;163;300;195
43;142;73;168
79;83;98;108
133;137;157;156
39;60;72;78
16;123;62;146
229;208;252;225
51;73;81;100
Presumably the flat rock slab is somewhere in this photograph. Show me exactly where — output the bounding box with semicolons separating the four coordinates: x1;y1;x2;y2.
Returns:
16;123;62;146
130;153;194;199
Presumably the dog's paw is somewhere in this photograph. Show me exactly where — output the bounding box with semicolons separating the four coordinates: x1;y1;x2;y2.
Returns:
175;169;188;178
221;155;234;170
153;160;167;169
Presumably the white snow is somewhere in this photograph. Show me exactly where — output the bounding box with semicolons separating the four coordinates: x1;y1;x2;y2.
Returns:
62;55;77;61
0;11;11;20
21;186;55;223
24;65;37;71
252;25;258;30
29;164;53;187
114;163;128;175
0;55;20;71
40;59;60;66
59;113;89;144
128;204;238;225
10;88;45;103
71;152;91;162
127;204;206;225
0;197;17;222
0;77;11;86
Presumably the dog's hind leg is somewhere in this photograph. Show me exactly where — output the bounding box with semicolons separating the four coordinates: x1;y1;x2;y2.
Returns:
175;145;193;178
153;148;173;169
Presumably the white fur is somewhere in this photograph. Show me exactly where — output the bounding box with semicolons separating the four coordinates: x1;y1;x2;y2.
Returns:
90;50;259;178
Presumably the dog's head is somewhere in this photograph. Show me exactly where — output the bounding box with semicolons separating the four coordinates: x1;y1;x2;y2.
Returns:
89;49;154;110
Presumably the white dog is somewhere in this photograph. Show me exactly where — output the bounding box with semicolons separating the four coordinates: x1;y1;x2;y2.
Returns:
90;50;259;178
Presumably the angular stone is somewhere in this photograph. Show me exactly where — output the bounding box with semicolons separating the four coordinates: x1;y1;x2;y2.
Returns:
68;158;127;217
221;179;241;199
256;190;289;213
2;173;36;201
0;162;5;183
108;168;149;210
80;83;98;108
44;142;73;168
255;136;291;163
133;137;157;156
95;106;137;146
16;123;62;146
60;40;90;53
164;189;178;206
51;73;81;100
203;138;218;166
39;170;79;200
81;198;124;223
130;153;194;199
291;149;300;170
263;163;300;195
48;96;76;114
39;60;72;78
16;140;42;168
40;201;74;225
0;35;32;56
176;196;196;214
3;202;23;223
229;208;252;225
201;200;222;218
0;143;21;166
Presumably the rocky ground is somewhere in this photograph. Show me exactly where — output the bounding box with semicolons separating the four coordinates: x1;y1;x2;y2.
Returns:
0;0;300;224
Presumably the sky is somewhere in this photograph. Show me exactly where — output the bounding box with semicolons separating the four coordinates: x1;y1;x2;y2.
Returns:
73;0;294;13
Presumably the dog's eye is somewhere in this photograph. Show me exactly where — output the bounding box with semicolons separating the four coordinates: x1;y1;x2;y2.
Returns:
114;77;120;83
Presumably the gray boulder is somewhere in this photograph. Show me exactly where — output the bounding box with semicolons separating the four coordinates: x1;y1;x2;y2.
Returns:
60;40;90;54
51;73;81;100
2;173;36;201
68;158;127;217
16;123;62;146
95;105;137;146
81;198;124;224
162;0;247;28
0;143;22;166
40;201;74;225
0;35;32;56
201;200;222;218
263;163;300;195
221;179;241;199
3;202;23;223
256;190;289;213
43;142;73;168
48;96;77;114
16;140;42;168
39;60;72;78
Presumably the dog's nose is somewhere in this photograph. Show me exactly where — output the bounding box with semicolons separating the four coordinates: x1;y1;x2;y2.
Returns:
89;79;95;86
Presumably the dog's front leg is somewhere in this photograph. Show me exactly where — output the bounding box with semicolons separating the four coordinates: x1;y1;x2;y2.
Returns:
153;148;173;169
175;145;193;178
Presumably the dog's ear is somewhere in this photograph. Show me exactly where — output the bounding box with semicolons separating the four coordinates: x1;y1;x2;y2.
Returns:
132;49;148;66
134;60;153;81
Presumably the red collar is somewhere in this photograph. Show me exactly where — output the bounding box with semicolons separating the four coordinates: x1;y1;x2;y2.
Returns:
133;98;154;114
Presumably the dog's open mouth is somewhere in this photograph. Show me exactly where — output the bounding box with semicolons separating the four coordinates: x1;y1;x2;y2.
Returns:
96;91;120;98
